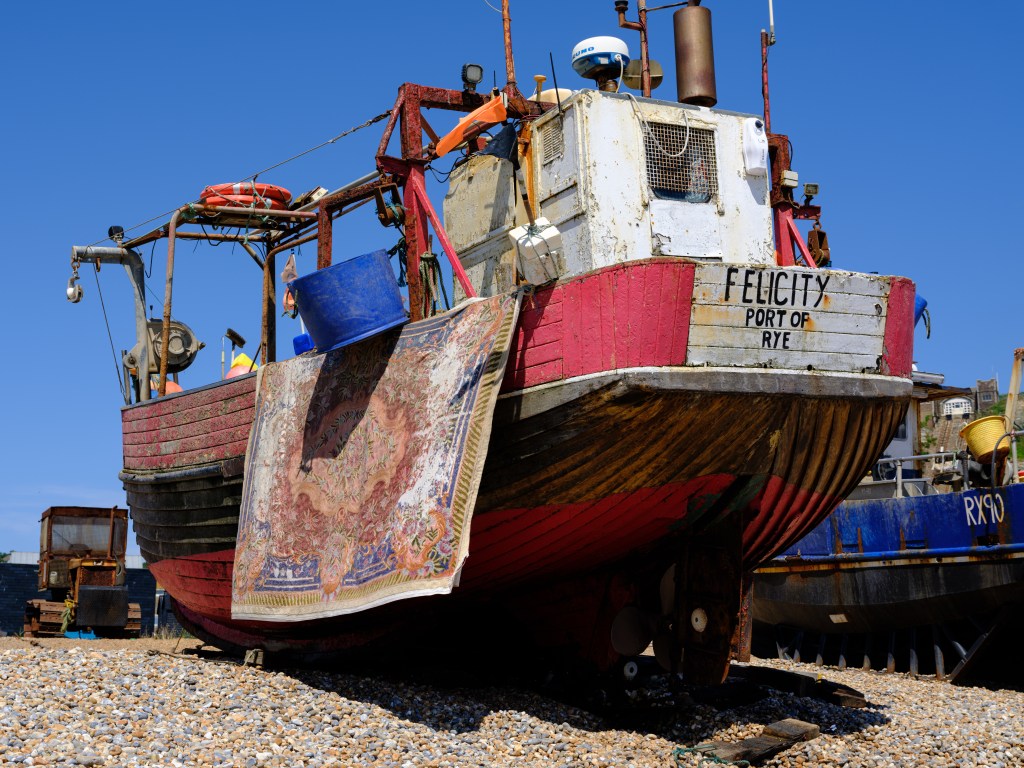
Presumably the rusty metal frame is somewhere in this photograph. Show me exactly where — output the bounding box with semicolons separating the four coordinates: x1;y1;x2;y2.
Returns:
144;68;544;391
363;82;541;319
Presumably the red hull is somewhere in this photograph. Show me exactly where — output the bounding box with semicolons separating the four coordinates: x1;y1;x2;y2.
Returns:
123;259;913;679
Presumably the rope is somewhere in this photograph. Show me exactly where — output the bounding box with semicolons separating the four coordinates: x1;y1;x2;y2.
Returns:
419;252;449;316
626;90;691;159
387;236;408;288
91;264;128;402
81;110;391;248
60;599;75;635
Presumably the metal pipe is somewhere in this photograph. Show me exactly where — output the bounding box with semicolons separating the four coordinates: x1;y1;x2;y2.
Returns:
123;228;268;251
121;226;169;250
761;29;772;133
195;204;316;219
405;174;476;299
502;0;517;89
617;1;652;98
875;451;960;466
779;542;1024;566
237;241;265;269
990;429;1023;488
106;506;115;559
159;208;184;397
262;251;275;366
71;246;150;402
173;231;267;243
262;230;319;363
296;171;381;213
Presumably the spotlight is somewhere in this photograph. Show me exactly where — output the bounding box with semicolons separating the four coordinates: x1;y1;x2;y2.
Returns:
461;63;484;92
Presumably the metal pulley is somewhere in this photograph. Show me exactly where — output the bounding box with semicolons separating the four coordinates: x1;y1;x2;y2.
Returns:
66;273;83;303
124;319;202;375
374;184;404;228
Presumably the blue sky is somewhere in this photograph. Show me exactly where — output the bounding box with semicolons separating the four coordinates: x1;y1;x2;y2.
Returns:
2;1;1021;553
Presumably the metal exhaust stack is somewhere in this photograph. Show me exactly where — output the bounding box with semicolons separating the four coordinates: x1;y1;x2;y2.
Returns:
673;1;717;107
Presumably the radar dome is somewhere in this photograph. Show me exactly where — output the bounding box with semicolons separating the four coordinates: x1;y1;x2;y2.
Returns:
571;36;629;82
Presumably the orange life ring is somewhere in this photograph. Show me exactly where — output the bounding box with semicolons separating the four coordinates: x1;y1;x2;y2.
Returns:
199;194;289;211
201;182;292;203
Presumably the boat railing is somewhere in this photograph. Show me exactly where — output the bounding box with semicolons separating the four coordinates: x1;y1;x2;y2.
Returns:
875;452;965;499
876;436;1023;499
991;429;1023;490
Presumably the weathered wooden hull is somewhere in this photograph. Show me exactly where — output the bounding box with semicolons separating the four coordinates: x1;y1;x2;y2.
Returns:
120;259;913;678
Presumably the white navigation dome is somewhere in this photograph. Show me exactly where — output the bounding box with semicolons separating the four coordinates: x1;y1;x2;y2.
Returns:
571;36;630;82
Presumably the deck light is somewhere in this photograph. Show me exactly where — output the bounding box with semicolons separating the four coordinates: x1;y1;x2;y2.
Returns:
462;63;484;92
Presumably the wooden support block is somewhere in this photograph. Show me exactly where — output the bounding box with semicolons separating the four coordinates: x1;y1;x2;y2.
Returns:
700;718;820;764
243;648;265;668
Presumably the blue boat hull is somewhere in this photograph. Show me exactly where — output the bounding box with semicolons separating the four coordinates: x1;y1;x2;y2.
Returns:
753;484;1024;634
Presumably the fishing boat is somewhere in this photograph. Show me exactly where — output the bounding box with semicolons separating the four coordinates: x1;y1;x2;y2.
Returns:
753;351;1024;684
68;2;913;684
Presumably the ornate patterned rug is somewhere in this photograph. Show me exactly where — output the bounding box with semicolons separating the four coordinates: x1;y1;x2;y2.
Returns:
232;292;521;620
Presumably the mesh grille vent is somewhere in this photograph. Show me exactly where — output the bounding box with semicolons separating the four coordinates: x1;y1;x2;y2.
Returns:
643;122;718;202
540;122;564;164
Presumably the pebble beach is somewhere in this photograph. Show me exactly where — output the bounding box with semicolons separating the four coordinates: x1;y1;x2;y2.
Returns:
1;638;1022;767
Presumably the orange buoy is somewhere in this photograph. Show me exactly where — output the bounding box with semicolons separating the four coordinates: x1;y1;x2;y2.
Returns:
201;182;292;203
199;194;289;211
149;379;183;396
226;364;254;379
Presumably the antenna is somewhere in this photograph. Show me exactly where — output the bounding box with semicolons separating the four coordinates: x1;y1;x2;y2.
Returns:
768;0;776;44
549;52;564;119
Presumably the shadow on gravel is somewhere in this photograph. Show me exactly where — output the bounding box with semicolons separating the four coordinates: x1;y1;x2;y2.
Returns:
276;654;890;744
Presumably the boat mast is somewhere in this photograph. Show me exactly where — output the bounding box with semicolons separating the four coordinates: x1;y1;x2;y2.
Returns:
503;0;516;90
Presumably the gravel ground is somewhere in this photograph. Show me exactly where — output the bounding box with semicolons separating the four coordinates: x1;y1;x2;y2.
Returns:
1;638;1022;767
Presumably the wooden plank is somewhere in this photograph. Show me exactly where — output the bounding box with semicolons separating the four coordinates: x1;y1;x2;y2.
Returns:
612;265;633;370
694;263;890;297
123;438;249;471
688;324;882;356
121;376;256;424
880;275;915;377
122;388;256;435
626;261;647;368
686;345;881;372
654;262;680;363
638;262;665;366
698;718;819;765
123;423;252;459
692;284;888;317
562;277;586;379
122;408;254;446
596;268;617;372
692;304;886;336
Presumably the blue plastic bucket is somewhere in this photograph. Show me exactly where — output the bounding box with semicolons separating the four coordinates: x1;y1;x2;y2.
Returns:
289;249;407;353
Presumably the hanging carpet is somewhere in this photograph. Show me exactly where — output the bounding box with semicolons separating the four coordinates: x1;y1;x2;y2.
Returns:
232;292;521;620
